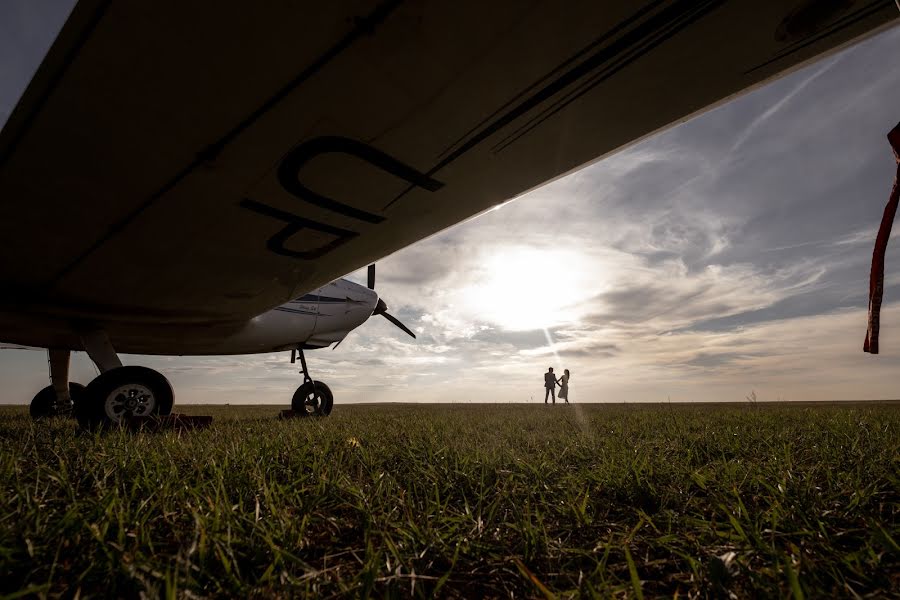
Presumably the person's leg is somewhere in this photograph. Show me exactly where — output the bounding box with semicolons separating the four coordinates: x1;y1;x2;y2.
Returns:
544;387;549;403
551;388;556;404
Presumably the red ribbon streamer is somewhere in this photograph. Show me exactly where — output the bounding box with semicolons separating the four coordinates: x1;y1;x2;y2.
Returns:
864;121;900;354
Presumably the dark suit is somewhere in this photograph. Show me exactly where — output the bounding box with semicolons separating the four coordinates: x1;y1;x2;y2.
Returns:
544;371;557;404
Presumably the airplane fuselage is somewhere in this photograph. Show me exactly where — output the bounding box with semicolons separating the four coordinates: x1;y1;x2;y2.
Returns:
0;278;378;356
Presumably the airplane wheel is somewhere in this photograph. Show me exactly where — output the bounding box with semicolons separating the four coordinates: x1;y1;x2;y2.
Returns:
76;366;174;429
291;380;333;417
29;383;85;420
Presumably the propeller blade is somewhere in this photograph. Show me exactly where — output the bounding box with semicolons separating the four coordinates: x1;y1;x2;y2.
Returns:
369;287;417;339
381;311;416;339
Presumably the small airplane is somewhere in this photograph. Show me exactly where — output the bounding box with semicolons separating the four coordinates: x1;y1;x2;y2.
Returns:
1;1;897;428
5;264;412;426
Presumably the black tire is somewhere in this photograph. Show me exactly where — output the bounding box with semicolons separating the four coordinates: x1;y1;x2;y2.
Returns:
76;366;174;429
291;380;333;417
29;383;85;420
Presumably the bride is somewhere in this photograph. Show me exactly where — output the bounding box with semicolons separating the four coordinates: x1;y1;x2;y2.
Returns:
557;369;571;403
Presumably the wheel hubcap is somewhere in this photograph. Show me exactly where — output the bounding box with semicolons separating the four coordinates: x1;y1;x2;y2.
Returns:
302;390;324;415
105;384;156;421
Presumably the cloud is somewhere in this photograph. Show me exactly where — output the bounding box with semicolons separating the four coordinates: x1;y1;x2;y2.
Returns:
727;54;844;156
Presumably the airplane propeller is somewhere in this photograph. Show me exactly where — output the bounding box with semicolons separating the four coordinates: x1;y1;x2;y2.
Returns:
367;264;416;339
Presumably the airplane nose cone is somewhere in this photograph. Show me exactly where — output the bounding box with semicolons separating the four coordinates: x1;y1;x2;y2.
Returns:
374;298;387;315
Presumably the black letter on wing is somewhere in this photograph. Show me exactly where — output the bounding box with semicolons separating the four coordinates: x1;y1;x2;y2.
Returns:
277;136;444;224
240;199;359;260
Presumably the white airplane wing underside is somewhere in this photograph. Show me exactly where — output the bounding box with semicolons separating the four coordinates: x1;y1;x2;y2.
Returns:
1;0;897;323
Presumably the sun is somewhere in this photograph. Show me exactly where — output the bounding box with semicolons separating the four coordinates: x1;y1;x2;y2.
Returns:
463;246;592;331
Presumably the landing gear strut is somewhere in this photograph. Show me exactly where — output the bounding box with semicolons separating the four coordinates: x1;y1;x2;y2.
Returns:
28;331;174;428
290;348;333;417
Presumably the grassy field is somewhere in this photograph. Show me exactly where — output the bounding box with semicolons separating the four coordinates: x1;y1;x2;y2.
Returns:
0;403;897;598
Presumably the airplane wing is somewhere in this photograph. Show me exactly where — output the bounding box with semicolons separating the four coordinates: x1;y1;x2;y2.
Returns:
0;344;38;351
1;0;897;324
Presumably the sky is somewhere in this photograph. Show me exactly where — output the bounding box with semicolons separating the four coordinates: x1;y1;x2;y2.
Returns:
2;3;900;404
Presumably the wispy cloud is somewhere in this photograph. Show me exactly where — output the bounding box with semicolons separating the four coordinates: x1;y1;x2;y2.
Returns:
728;54;844;156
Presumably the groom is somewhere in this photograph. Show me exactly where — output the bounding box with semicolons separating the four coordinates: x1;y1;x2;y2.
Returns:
544;367;558;404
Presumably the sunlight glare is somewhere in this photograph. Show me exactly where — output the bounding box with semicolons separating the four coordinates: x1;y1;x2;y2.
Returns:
463;246;593;330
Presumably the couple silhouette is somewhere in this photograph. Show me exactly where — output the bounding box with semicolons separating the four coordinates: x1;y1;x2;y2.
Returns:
543;367;570;404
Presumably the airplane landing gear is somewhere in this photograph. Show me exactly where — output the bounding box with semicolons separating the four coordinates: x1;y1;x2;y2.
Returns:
290;349;333;417
292;381;333;416
30;383;86;419
30;350;85;420
77;366;174;428
70;331;173;429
